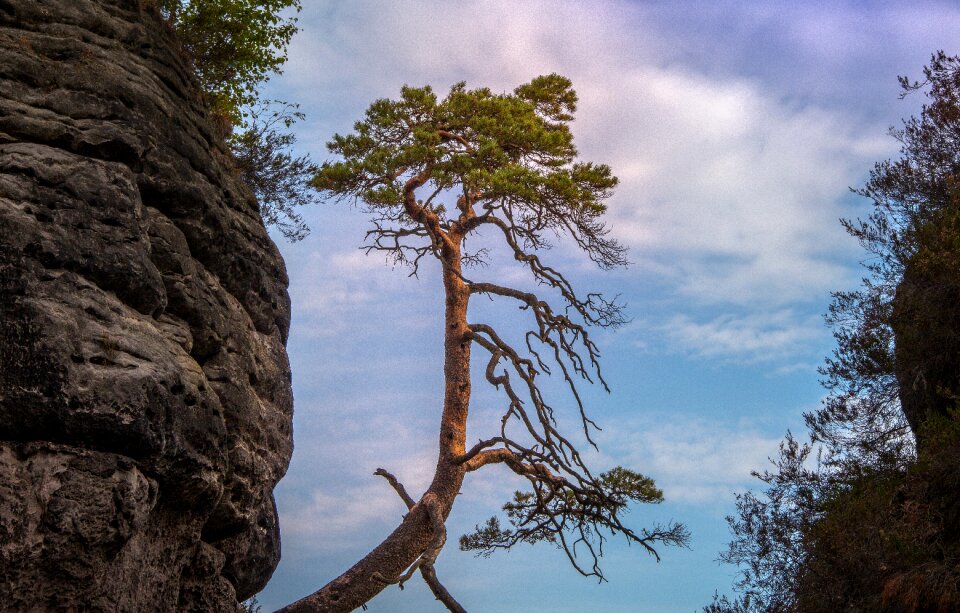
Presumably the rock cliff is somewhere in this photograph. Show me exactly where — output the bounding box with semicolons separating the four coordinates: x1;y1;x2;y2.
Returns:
0;0;294;609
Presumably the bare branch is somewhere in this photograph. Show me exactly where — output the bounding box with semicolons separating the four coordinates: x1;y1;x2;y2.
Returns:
420;566;468;613
469;317;601;456
363;221;435;277
484;215;627;328
454;437;506;467
374;468;416;510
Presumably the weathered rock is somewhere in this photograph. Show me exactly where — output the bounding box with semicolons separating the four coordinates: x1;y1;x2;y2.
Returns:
0;0;294;609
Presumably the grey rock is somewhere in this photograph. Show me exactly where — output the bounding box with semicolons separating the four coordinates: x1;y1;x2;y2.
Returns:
0;0;294;609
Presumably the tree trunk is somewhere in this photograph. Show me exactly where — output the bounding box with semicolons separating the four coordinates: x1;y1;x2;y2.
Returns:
277;248;470;612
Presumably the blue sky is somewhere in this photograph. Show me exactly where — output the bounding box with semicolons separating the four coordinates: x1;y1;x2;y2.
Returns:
254;2;960;610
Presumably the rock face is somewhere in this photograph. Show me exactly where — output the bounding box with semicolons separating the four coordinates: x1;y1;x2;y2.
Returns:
0;1;294;609
893;246;960;442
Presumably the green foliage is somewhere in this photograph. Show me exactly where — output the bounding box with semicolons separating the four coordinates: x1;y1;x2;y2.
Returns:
460;466;663;556
460;467;685;576
312;74;624;269
153;2;317;240
785;415;960;611
158;0;301;124
599;466;664;506
230;101;318;241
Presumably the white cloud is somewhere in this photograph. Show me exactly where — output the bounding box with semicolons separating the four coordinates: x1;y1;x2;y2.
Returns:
285;243;443;338
277;394;440;552
598;417;785;505
276;0;900;366
576;65;889;307
281;482;402;545
660;309;825;363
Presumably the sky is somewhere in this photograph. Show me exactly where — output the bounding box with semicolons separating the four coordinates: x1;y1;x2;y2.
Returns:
254;2;960;611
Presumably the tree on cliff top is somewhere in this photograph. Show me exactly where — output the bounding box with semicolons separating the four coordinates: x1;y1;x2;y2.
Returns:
157;0;301;123
278;75;688;611
156;0;316;242
230;101;316;241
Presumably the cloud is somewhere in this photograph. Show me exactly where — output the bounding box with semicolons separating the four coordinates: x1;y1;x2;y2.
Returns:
659;309;825;363
284;242;443;339
576;65;890;308
280;482;402;545
598;417;785;505
274;0;908;368
276;392;440;552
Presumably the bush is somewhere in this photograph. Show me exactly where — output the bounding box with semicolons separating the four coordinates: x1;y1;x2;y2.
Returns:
230;102;317;241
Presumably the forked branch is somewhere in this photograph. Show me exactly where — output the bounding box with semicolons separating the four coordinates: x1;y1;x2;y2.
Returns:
372;469;467;613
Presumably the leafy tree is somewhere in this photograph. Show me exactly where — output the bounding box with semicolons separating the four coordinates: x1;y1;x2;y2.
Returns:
277;75;687;612
156;0;302;123
711;52;960;612
810;50;960;459
152;1;318;240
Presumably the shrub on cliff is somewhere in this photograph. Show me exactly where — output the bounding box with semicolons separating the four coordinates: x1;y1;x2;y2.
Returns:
151;0;317;241
156;0;301;124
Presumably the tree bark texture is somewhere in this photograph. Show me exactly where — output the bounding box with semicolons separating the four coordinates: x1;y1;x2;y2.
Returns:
277;247;470;612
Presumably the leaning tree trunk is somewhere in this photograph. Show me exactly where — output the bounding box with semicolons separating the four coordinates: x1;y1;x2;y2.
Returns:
278;244;471;612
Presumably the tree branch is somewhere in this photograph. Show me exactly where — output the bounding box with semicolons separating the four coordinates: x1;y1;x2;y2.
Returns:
372;471;468;612
402;166;456;255
437;129;474;151
363;222;435;277
374;468;416;510
421;565;468;613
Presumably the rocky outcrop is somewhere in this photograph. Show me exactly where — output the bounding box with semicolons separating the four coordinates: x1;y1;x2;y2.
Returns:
893;243;960;442
0;0;294;609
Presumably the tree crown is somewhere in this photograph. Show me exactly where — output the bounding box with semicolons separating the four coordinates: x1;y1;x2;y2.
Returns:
157;0;302;123
152;1;318;241
313;74;626;271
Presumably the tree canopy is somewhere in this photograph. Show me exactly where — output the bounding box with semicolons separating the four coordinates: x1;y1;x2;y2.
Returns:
711;52;960;612
154;0;316;240
157;0;301;123
278;75;686;612
314;74;627;271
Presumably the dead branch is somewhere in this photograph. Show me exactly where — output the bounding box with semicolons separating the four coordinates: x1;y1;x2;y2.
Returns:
374;468;416;510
